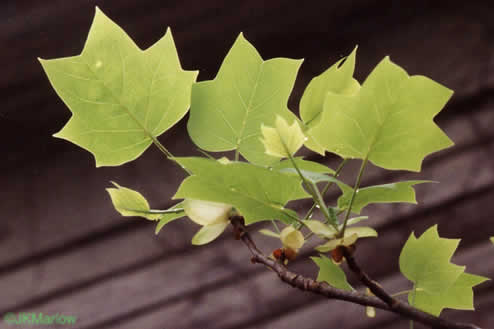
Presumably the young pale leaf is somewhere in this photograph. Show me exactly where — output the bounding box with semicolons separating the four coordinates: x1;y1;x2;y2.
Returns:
399;225;487;315
280;226;305;251
270;157;335;175
300;47;359;154
39;7;198;167
172;157;309;225
106;182;161;220
337;180;431;214
261;116;306;158
309;57;453;171
183;199;232;226
155;202;186;234
303;220;337;238
191;221;230;245
187;33;302;165
410;272;489;316
258;229;280;238
315;226;377;252
312;255;353;291
491;237;494;244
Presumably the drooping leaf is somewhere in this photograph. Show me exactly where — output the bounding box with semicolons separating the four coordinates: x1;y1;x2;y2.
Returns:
270;157;335;175
399;225;487;315
191;221;230;245
172;157;310;225
261;116;306;158
300;47;360;154
309;57;453;171
155;202;186;234
187;33;302;165
107;182;163;220
39;7;198;166
312;255;353;291
337;180;431;214
410;272;489;316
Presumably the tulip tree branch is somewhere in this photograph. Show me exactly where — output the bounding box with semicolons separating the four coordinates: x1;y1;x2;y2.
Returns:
230;216;481;329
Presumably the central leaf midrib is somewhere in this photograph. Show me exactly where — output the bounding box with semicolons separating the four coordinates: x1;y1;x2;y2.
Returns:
235;63;264;149
81;52;157;145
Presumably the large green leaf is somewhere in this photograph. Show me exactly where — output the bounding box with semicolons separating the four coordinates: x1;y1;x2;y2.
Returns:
172;157;310;224
39;7;198;166
312;255;353;291
337;180;431;214
410;272;488;316
309;57;453;171
187;33;302;165
399;225;487;315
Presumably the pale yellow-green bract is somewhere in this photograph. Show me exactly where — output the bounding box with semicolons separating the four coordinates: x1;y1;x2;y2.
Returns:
280;226;304;251
39;7;198;166
399;225;488;316
187;33;302;165
307;56;453;171
261;116;306;158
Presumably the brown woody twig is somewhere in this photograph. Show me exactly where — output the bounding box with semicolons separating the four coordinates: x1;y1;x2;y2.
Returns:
230;216;481;329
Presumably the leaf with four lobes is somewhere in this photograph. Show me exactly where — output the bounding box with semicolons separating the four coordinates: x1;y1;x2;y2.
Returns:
39;7;198;166
106;182;185;231
172;157;310;225
337;180;431;214
309;56;453;171
300;47;360;155
187;33;303;165
312;255;353;291
399;225;488;315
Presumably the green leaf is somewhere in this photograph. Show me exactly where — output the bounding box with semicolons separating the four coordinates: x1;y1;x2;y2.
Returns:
106;182;161;220
191;221;230;245
312;255;353;291
399;225;487;315
410;272;489;316
172;157;310;225
155;202;186;234
337;180;431;214
309;57;453;171
39;7;198;166
270;157;335;175
187;33;303;165
300;47;359;155
400;225;464;295
261;116;306;158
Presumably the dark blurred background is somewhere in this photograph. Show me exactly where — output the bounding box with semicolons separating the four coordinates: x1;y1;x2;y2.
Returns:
1;1;494;328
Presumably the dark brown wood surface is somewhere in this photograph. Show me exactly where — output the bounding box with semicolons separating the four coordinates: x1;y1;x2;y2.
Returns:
1;1;494;328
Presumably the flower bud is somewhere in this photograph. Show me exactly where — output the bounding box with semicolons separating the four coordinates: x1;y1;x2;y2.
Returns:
280;226;305;251
183;199;232;226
